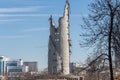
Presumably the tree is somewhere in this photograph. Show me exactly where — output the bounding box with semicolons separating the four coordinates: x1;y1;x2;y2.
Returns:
84;53;109;80
80;0;120;80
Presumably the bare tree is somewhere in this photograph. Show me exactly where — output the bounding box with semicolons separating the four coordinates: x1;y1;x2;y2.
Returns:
84;53;109;80
80;0;120;80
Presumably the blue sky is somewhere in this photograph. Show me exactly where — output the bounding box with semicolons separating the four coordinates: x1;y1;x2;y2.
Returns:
0;0;92;71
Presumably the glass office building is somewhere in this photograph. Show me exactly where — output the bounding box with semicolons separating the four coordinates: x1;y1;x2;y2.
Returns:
0;56;28;76
0;61;4;75
6;61;18;66
7;66;22;72
0;57;4;75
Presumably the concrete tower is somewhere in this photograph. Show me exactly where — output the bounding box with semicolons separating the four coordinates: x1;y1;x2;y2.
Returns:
48;0;70;75
59;0;70;75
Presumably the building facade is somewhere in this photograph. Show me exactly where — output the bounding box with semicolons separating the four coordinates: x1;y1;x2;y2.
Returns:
23;62;38;72
48;0;70;75
0;56;28;76
0;56;4;75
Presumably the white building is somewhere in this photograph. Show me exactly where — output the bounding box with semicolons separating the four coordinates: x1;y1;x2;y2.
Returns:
0;56;28;76
23;62;38;72
48;0;71;75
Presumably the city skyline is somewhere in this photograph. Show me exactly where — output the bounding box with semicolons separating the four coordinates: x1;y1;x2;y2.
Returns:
0;0;92;71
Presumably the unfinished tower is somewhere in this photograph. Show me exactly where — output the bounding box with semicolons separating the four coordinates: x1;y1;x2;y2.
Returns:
48;0;70;75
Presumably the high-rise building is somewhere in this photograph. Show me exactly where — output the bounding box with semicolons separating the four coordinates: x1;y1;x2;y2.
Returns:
0;56;5;75
48;0;70;75
23;62;38;72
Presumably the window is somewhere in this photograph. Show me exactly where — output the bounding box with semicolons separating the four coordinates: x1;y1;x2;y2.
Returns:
55;32;59;35
55;39;59;42
53;59;57;62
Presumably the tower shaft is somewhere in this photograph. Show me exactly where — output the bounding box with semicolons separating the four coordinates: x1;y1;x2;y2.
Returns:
59;0;70;75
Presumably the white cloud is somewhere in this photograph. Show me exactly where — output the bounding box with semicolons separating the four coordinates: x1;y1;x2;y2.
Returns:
0;19;23;22
0;35;30;39
0;6;45;13
0;14;62;17
24;27;49;32
0;14;88;17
